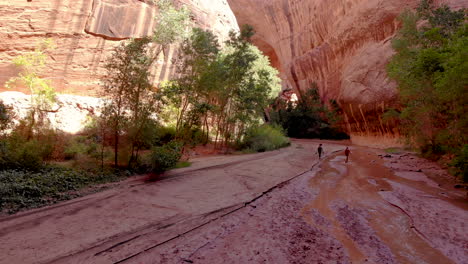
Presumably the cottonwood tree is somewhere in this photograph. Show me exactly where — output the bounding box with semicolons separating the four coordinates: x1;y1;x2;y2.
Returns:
165;25;281;149
166;28;220;143
101;38;159;167
6;39;57;139
387;0;467;179
101;0;191;167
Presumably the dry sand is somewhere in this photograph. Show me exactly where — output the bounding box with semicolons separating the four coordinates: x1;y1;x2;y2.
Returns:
0;140;466;264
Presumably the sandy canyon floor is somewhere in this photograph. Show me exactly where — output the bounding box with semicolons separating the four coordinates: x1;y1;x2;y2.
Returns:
0;139;467;264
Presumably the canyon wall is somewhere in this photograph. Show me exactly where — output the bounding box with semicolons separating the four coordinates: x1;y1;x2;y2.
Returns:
227;0;466;147
0;0;239;95
1;0;465;146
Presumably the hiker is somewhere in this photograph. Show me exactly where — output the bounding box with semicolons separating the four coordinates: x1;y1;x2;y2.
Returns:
345;147;350;163
317;144;323;159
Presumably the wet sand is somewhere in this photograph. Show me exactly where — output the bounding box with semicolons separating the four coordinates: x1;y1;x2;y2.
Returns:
0;140;466;264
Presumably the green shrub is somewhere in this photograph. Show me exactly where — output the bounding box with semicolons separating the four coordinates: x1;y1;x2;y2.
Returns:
152;125;177;146
0;100;12;133
148;140;183;174
451;144;468;182
0;136;47;171
241;124;290;152
64;136;88;160
173;160;192;169
270;85;349;140
0;166;124;213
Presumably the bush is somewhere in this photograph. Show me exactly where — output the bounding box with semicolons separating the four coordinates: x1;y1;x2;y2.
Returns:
0;100;12;133
451;144;468;182
241;124;290;152
270;86;348;139
148;140;183;174
152;125;176;146
64;136;90;160
0;166;123;213
0;136;48;171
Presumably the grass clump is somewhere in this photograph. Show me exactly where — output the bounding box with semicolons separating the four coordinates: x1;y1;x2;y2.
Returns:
173;160;192;169
241;124;290;152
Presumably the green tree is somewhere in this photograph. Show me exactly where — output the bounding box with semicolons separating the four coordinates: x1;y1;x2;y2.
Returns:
151;0;191;62
153;0;191;46
165;25;281;149
101;0;191;167
270;83;345;139
387;1;467;179
214;25;280;148
101;38;160;167
6;39;57;139
165;28;220;143
0;101;12;136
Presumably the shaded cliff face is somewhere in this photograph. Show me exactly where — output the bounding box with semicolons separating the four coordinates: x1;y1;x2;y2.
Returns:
227;0;465;147
0;0;239;95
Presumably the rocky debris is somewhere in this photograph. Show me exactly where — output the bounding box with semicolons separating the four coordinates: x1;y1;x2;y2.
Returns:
0;91;103;133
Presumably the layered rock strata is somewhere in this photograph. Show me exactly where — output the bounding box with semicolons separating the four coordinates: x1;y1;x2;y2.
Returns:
0;0;239;95
226;0;466;147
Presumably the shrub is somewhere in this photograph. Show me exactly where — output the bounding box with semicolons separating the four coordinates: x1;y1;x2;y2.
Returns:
270;85;348;139
148;140;183;174
0;166;124;213
0;135;48;171
152;125;176;146
63;136;98;160
241;124;290;152
0;100;12;134
451;144;468;182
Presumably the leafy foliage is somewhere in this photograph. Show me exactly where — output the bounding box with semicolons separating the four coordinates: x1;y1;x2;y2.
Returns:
165;25;281;149
0;167;124;213
6;39;57;140
0;130;60;171
270;84;347;139
241;124;290;152
101;38;163;167
148;140;183;174
0;101;13;135
387;1;467;180
152;0;191;46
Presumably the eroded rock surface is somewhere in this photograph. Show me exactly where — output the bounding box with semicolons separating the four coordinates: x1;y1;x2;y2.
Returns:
0;0;238;95
0;91;103;133
226;0;466;145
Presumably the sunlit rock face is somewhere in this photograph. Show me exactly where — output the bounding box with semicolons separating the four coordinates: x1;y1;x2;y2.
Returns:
0;91;103;134
227;0;465;147
0;0;239;95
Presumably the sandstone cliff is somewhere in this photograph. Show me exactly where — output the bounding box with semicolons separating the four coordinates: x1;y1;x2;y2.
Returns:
0;0;239;95
227;0;466;147
1;0;465;146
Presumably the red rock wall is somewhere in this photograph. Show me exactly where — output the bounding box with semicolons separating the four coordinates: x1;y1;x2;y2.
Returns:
0;0;239;96
226;0;466;147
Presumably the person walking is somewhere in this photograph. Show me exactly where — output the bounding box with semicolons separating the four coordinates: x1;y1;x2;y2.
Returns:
345;147;350;163
317;144;323;159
